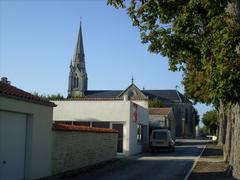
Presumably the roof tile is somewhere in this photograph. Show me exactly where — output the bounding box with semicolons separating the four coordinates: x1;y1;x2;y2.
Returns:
0;82;56;107
149;108;172;115
53;123;118;133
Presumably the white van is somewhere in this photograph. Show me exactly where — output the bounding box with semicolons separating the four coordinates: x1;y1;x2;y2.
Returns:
150;129;175;152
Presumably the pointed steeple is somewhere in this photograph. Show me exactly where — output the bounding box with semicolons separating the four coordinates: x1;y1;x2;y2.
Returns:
68;21;88;98
73;21;85;64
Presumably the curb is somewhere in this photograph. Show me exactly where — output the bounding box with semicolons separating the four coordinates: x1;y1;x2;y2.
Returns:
184;143;207;180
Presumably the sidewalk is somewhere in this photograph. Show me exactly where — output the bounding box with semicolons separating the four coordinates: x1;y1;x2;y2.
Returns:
189;143;233;180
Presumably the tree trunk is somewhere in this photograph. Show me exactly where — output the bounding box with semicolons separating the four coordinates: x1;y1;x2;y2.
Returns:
224;107;232;162
232;103;240;179
228;109;235;177
218;100;226;146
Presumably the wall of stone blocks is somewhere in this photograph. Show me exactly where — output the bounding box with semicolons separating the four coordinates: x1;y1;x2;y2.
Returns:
52;131;118;175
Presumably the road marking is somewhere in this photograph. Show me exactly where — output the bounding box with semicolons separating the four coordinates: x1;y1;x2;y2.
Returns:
138;156;201;160
184;143;207;180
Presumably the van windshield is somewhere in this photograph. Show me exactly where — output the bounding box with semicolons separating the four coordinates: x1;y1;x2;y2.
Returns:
153;132;167;140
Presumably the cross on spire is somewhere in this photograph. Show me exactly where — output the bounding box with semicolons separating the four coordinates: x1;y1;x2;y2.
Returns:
131;76;134;84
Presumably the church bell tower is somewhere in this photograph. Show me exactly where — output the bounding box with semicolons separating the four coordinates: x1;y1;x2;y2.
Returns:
68;22;88;98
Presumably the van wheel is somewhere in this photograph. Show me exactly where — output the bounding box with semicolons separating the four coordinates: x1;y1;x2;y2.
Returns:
168;146;171;152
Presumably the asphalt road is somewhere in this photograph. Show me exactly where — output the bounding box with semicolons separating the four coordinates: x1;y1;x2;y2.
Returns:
69;139;208;180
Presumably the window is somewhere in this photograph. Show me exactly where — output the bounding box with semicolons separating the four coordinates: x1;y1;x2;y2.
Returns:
73;77;76;88
73;122;90;126
73;75;79;88
76;77;79;88
55;121;73;125
137;124;142;143
153;132;167;140
92;122;110;128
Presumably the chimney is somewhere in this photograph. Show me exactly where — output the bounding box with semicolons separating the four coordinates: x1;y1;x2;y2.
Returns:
1;77;10;84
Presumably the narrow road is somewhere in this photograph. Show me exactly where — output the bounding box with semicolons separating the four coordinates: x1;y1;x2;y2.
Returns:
70;139;208;180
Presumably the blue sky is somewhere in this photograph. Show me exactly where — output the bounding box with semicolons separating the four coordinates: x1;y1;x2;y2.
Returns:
0;0;212;122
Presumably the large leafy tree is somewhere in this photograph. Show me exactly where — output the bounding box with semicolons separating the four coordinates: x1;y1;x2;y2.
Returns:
108;1;240;177
107;0;240;105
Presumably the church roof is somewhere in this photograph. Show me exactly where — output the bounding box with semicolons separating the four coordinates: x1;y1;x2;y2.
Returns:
143;90;190;103
84;90;122;99
83;89;191;104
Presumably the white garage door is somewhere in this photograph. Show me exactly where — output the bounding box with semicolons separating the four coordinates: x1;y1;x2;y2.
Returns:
0;111;27;180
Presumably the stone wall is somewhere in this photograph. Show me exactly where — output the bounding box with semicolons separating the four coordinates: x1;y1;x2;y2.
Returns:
52;125;118;175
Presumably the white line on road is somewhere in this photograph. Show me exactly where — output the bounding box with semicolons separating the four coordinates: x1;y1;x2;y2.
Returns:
184;143;207;180
138;156;201;161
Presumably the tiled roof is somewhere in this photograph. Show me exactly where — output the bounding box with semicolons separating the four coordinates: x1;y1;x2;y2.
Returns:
149;107;172;115
53;123;118;133
0;82;56;107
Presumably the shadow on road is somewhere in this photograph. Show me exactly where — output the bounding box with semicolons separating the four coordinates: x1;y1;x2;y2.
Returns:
189;171;233;180
175;141;208;146
56;158;194;180
202;145;223;157
144;146;204;157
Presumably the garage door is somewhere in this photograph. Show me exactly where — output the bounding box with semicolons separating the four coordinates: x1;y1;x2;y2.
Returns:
0;111;27;180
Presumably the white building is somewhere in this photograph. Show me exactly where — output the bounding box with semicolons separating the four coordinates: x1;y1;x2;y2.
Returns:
53;98;149;155
149;107;176;139
0;78;56;180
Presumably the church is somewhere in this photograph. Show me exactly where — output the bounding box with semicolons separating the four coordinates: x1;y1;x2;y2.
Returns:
53;23;198;154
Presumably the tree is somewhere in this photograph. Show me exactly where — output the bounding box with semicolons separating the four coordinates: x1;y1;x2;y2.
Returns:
107;0;240;178
32;92;65;100
148;99;163;108
107;0;240;105
47;93;65;100
202;110;218;135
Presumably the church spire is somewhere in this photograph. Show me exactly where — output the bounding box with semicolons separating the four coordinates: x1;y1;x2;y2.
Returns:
73;20;85;64
68;21;88;98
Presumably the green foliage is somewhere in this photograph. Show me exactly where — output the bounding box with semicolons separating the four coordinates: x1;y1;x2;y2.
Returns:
202;110;218;135
71;95;84;99
47;93;65;100
32;92;65;100
148;99;163;108
108;0;240;105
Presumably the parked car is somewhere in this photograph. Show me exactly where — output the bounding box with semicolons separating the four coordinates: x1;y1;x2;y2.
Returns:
150;129;175;152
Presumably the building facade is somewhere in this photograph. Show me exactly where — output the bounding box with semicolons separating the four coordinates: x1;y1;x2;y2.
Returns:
143;90;198;137
53;99;149;155
0;79;56;179
149;107;176;139
57;22;198;156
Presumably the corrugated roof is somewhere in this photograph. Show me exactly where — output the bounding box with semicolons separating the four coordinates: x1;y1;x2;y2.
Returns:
149;107;172;115
0;82;56;107
53;123;118;133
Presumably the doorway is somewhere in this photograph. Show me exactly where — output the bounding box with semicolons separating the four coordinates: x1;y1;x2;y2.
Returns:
112;124;123;153
0;111;27;180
